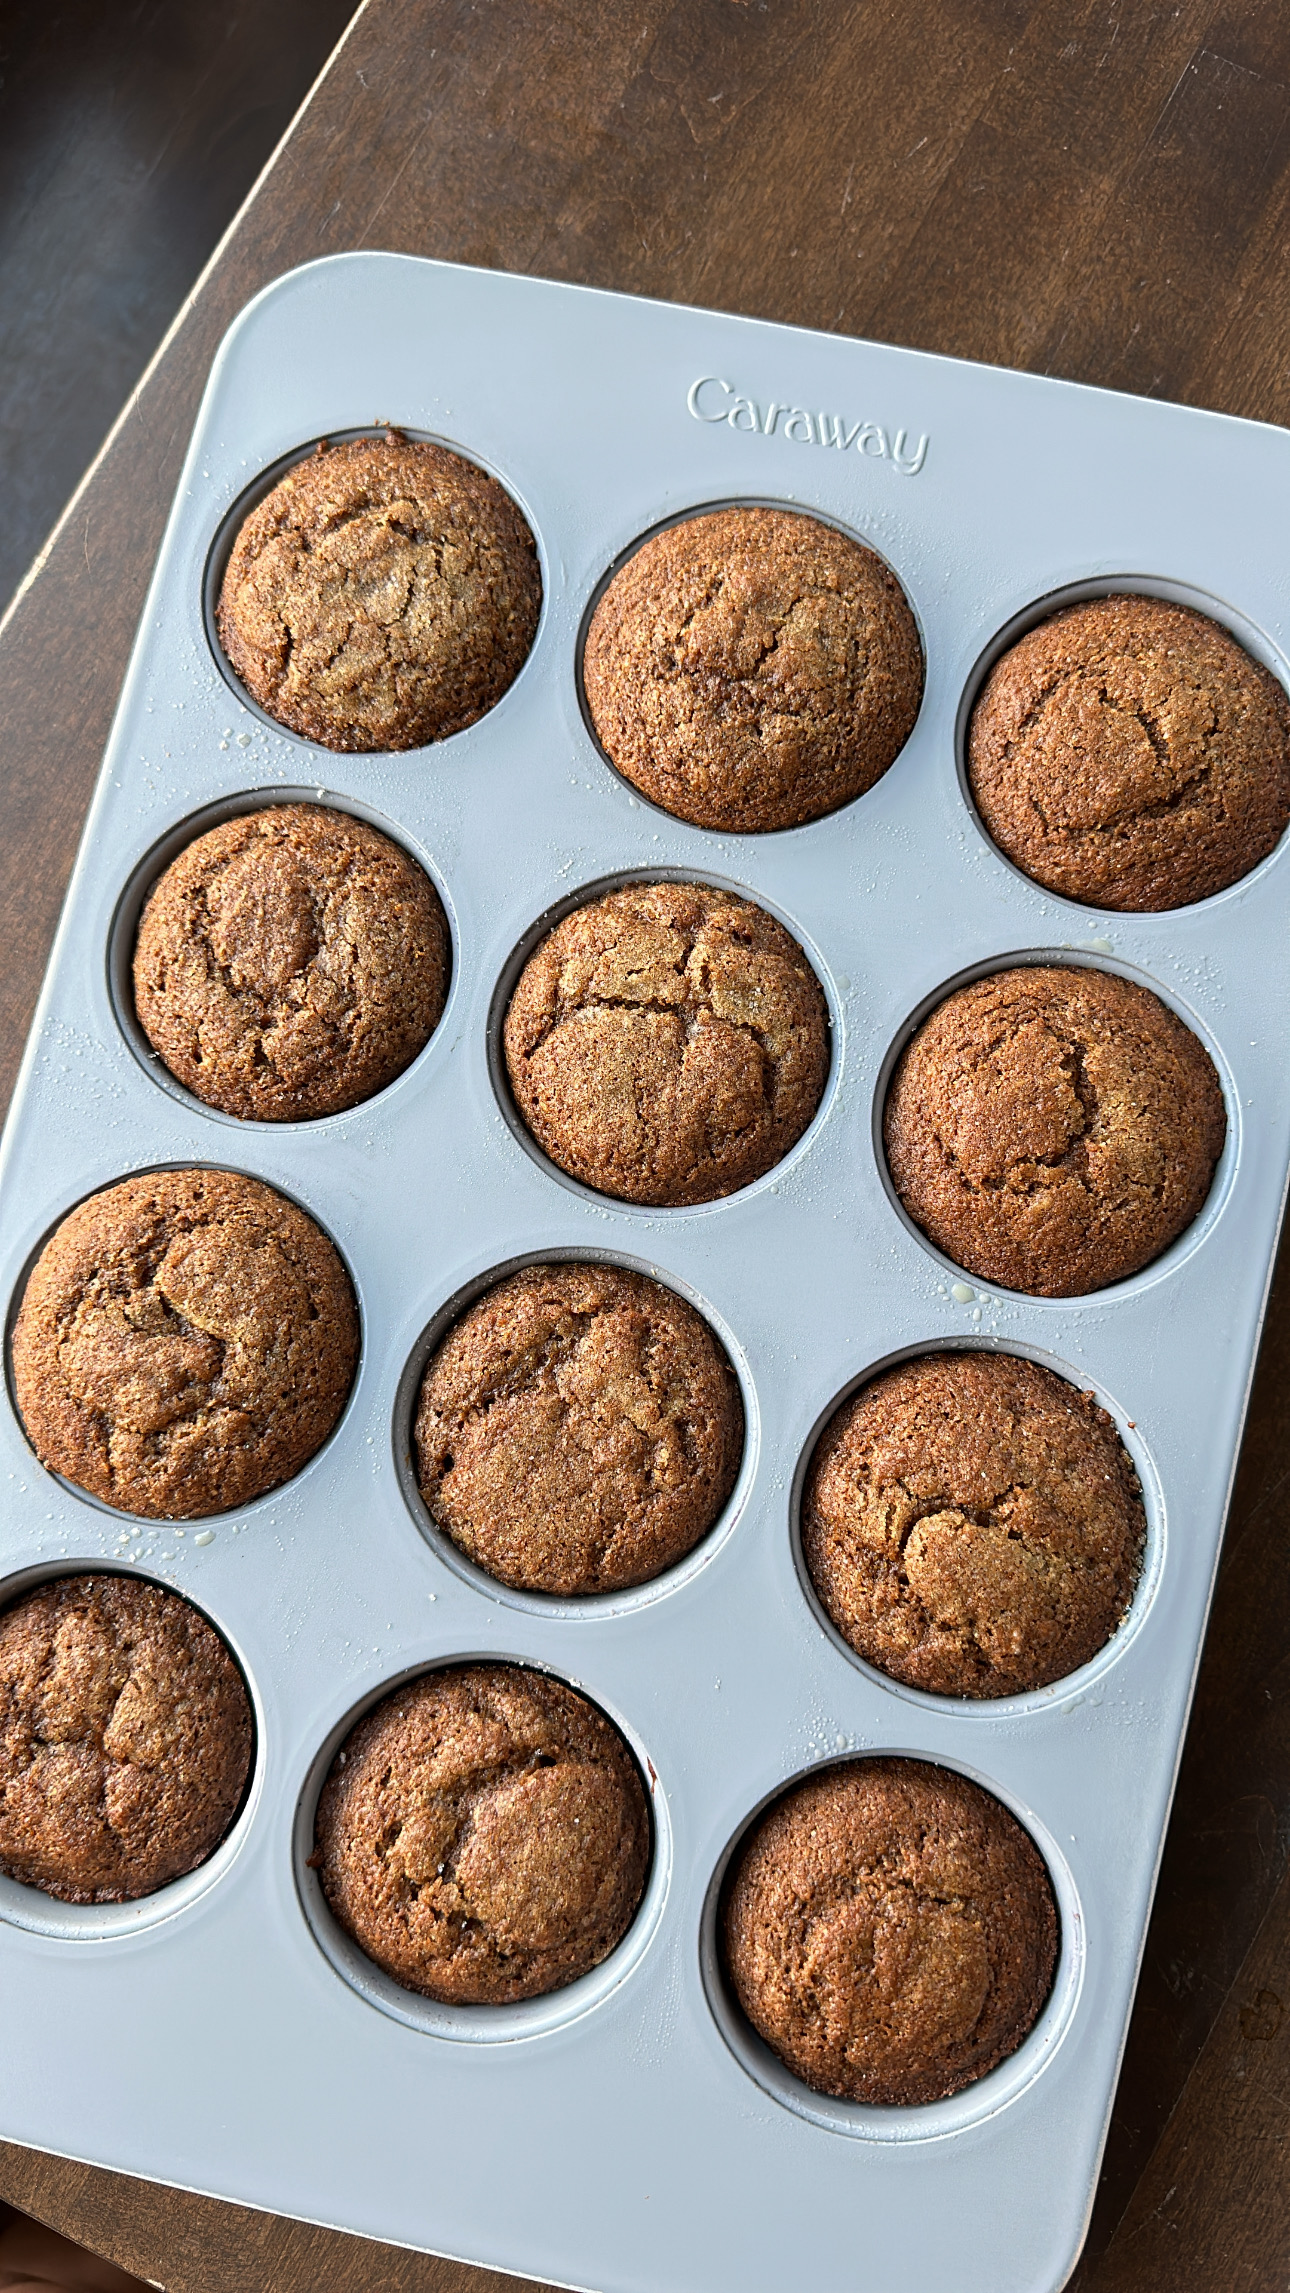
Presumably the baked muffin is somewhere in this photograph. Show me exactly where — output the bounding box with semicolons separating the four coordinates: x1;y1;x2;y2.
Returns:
415;1262;743;1595
132;805;449;1121
504;880;829;1205
968;595;1290;911
803;1352;1144;1696
0;1575;252;1903
216;432;541;751
11;1168;358;1518
723;1758;1057;2105
313;1664;650;2004
884;965;1225;1295
582;507;922;831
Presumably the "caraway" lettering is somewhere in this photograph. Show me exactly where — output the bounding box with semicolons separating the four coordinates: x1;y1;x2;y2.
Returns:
686;376;928;476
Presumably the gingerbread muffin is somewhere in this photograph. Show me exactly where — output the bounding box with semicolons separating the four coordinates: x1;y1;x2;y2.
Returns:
504;880;830;1206
803;1352;1144;1697
884;965;1226;1296
415;1262;743;1595
133;805;449;1121
969;595;1290;910
11;1168;358;1518
582;507;923;832
0;1575;252;1903
313;1664;650;2004
723;1758;1057;2105
216;433;541;751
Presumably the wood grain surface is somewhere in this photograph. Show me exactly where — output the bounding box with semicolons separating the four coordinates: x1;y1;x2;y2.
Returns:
2;3;1289;2287
0;0;357;613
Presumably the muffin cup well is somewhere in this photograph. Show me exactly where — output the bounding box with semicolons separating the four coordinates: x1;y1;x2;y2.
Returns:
700;1753;1082;2143
293;1657;670;2042
575;496;927;836
789;1337;1165;1717
4;1162;364;1522
874;949;1241;1304
108;786;459;1128
0;1560;262;1941
393;1247;759;1618
953;574;1290;916
203;427;547;748
488;866;842;1215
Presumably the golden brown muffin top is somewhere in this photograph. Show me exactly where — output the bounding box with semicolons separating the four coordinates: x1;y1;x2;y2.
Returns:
0;1575;252;1904
884;965;1226;1296
969;595;1290;911
415;1262;744;1595
314;1664;650;2005
11;1168;358;1519
803;1352;1144;1697
133;805;449;1121
216;434;541;752
504;879;830;1206
583;506;923;832
723;1758;1057;2105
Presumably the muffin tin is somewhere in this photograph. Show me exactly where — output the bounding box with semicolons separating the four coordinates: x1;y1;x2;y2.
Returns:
1;252;1288;2293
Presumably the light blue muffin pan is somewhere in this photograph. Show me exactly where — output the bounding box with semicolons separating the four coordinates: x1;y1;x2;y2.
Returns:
1;254;1288;2293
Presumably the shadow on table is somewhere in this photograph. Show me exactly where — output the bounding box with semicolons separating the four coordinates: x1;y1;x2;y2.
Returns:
0;2206;155;2293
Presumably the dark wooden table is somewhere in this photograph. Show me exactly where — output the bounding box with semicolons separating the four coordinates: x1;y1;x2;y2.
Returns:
2;4;1289;2287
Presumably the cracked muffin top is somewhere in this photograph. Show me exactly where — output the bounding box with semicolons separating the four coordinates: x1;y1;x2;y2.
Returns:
414;1261;743;1595
884;965;1225;1296
216;433;541;751
503;879;830;1206
723;1757;1057;2105
582;506;923;832
968;594;1290;910
0;1574;252;1903
802;1351;1144;1697
313;1663;650;2005
133;804;449;1121
11;1168;358;1519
